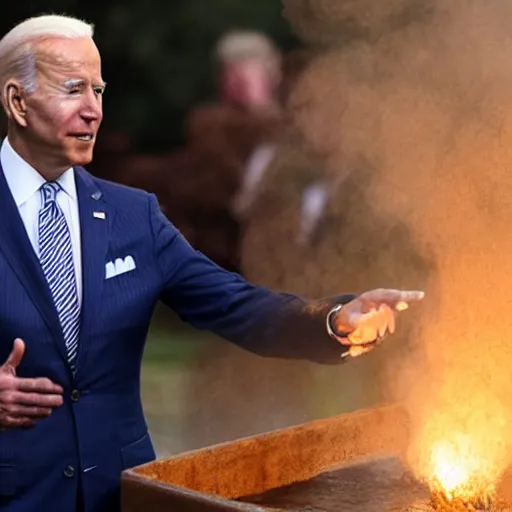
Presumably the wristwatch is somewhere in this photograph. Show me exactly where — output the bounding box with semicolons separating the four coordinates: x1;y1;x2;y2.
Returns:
326;304;352;343
327;304;388;359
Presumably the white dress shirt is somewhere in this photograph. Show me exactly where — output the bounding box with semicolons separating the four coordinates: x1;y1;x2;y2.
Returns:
233;143;277;217
0;137;82;305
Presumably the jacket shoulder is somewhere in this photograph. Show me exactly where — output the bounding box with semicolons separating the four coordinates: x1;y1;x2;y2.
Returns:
77;167;153;207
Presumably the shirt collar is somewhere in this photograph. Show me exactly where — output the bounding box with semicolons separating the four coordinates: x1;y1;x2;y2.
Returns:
0;137;77;207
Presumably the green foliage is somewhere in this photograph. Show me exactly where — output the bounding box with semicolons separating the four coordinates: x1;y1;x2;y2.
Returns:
1;1;296;151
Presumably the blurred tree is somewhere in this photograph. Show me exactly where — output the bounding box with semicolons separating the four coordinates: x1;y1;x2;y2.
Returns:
1;0;297;151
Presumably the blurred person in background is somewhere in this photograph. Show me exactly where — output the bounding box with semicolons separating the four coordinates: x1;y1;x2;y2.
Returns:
239;0;434;417
90;31;289;271
0;14;424;512
96;30;286;272
180;44;333;449
240;0;433;300
154;30;286;272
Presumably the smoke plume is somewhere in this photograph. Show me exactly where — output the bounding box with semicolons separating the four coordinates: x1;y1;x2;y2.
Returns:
283;0;512;487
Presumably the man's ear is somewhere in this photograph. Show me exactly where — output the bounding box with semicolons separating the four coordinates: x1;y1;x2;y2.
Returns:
3;81;28;128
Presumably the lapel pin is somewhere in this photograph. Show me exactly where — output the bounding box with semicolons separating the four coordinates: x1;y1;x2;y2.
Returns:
91;191;102;200
93;211;106;220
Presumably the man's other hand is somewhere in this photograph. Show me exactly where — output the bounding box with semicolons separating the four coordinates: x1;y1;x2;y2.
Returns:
0;339;63;430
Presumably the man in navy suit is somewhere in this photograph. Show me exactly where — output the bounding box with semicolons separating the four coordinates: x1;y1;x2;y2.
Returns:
0;15;424;512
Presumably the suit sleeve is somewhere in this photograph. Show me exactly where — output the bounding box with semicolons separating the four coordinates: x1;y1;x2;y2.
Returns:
149;194;352;363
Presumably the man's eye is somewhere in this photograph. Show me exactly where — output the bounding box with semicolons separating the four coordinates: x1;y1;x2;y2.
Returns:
69;88;81;95
94;87;105;95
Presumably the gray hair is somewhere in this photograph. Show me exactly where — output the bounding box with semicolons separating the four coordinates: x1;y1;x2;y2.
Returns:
215;30;282;82
0;14;94;94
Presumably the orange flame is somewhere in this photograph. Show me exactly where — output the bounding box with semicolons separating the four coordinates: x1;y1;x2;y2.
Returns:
408;394;512;508
427;435;496;503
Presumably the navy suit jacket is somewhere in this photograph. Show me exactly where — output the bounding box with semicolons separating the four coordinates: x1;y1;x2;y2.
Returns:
0;165;352;512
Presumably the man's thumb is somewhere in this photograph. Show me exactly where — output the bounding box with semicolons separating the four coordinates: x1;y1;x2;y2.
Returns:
3;338;25;370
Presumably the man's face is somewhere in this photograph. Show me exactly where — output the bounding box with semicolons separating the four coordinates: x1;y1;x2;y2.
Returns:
221;60;275;110
21;36;104;169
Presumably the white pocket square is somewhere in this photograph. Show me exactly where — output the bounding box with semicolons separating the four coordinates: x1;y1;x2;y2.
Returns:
105;255;136;280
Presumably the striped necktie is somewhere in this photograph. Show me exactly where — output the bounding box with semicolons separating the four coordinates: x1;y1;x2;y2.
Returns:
38;182;81;370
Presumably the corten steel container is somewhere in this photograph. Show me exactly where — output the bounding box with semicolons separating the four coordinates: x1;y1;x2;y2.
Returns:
121;404;416;511
121;404;512;511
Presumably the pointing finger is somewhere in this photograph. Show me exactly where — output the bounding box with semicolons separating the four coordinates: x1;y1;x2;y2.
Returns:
395;290;425;304
362;289;425;309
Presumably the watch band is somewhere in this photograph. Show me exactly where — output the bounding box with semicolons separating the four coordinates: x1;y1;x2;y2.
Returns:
326;304;352;342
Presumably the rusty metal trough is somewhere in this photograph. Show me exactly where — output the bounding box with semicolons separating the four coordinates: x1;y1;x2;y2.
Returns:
120;404;512;511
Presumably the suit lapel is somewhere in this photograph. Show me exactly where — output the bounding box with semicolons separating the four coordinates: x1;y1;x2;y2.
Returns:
74;167;112;375
0;162;68;362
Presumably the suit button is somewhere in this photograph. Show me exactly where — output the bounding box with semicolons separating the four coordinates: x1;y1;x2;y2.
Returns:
64;465;75;478
71;389;79;402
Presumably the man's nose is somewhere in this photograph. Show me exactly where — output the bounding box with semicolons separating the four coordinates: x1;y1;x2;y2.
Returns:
80;105;102;123
80;92;103;122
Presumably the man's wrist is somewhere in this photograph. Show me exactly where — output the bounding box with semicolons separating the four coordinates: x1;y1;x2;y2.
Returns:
326;304;353;342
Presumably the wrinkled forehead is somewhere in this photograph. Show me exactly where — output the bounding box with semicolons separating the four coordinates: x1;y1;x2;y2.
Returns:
34;36;102;79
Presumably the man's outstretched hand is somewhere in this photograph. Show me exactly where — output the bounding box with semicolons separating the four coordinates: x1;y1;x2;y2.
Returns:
332;289;425;357
0;339;63;430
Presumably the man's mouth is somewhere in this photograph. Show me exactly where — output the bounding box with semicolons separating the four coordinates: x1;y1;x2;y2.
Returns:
71;133;94;142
